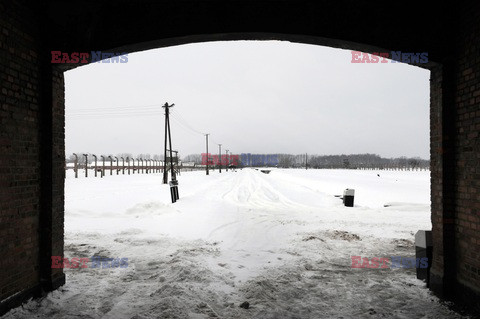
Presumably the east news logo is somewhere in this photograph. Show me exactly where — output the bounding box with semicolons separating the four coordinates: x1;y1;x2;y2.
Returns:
351;51;428;64
51;256;129;268
51;51;128;64
351;256;429;269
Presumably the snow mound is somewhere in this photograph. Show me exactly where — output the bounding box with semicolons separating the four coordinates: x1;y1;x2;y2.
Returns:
125;201;176;217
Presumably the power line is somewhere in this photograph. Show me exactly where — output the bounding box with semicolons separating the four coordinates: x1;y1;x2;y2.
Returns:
169;116;205;138
169;110;206;135
67;104;213;141
67;112;163;120
68;103;163;112
66;102;232;160
66;103;165;119
170;110;226;156
210;137;221;146
68;110;163;116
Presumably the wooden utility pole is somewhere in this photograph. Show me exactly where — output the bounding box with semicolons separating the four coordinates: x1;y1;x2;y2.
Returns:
162;102;179;202
218;144;222;173
205;134;209;175
226;149;229;172
163;103;174;184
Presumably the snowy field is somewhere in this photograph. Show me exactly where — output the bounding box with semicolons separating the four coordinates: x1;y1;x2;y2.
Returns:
3;168;468;318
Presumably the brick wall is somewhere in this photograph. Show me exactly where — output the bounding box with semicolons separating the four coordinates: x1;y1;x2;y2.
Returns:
48;66;66;288
454;1;480;294
430;65;445;287
0;0;42;302
428;1;480;308
0;0;65;310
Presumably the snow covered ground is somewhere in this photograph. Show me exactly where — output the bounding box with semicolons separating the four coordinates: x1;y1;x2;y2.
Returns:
3;168;469;318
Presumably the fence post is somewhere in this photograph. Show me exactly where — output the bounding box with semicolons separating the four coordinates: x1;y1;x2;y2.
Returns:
140;158;144;174
83;154;88;178
121;157;125;174
114;157;119;175
101;156;105;178
108;156;113;175
93;155;97;177
73;153;78;178
127;157;130;175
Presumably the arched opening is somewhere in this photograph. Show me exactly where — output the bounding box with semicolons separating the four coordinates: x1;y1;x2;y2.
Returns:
53;40;440;317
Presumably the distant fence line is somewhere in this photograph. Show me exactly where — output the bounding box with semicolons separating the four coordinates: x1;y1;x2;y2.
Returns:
66;153;201;178
303;165;430;170
66;153;430;178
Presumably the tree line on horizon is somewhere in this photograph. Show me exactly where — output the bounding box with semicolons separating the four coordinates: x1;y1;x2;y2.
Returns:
67;152;429;170
182;153;429;170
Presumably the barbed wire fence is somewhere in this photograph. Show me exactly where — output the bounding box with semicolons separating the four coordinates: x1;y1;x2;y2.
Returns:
65;153;206;178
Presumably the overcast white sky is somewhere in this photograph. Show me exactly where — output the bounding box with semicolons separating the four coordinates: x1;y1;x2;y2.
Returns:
65;41;430;159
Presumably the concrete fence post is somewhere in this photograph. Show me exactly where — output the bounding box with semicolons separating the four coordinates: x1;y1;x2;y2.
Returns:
73;153;78;178
83;154;88;178
93;155;97;177
101;156;105;178
108;156;113;175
